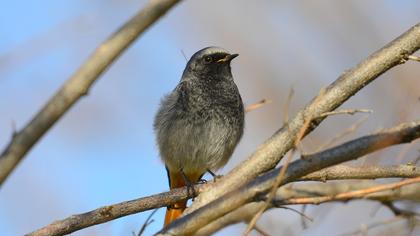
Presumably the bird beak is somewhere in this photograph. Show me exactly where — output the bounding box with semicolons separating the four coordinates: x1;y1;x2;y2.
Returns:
217;53;239;63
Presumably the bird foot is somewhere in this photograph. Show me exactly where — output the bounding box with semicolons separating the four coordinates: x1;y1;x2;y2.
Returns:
207;169;223;182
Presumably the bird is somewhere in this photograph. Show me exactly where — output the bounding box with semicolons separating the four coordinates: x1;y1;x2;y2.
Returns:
154;47;245;226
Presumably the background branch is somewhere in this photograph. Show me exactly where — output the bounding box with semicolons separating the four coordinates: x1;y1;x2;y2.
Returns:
278;180;420;203
275;176;420;205
300;164;420;181
0;0;181;187
159;120;420;235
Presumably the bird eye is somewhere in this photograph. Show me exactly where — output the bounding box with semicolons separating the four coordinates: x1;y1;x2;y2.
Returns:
204;56;212;63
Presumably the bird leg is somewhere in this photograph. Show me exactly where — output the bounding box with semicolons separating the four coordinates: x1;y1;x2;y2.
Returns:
180;169;198;199
207;169;223;182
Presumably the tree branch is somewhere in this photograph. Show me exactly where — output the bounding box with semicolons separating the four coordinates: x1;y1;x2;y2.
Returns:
0;0;181;187
299;164;420;181
195;180;420;235
275;176;420;205
183;23;420;220
26;186;198;236
158;120;420;235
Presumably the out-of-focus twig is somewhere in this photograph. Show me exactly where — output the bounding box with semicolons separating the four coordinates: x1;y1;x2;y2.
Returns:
245;99;272;113
137;209;158;236
340;216;406;236
0;0;181;187
275;176;420;205
408;55;420;62
316;109;372;119
312;115;369;152
283;86;295;124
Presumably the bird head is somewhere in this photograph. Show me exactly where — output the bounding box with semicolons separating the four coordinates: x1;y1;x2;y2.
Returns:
182;47;238;79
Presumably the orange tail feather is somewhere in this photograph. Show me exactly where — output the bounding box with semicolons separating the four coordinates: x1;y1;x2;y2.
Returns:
164;201;187;226
164;170;203;226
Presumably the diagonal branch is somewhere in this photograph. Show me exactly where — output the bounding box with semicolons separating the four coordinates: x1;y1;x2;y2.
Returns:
28;121;420;236
184;23;420;219
26;186;198;236
158;120;420;235
0;0;181;187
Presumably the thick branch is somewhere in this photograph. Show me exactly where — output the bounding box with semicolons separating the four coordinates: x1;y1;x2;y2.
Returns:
185;23;420;218
0;0;181;187
26;186;199;236
158;120;420;235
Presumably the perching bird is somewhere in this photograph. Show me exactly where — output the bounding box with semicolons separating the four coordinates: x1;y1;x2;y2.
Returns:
154;47;244;226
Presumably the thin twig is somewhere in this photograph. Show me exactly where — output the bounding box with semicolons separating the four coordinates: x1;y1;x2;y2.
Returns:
137;209;158;236
276;176;420;205
340;216;405;236
311;115;369;153
300;205;309;229
408;55;420;62
381;202;420;217
245;99;272;113
283;86;295;124
395;139;417;163
316;109;372;119
242;150;295;236
252;225;271;236
277;206;313;222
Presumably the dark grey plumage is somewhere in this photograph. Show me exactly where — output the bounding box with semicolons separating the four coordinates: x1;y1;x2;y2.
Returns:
154;47;244;177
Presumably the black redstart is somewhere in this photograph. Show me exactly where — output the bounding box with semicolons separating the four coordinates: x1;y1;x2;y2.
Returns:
154;47;244;225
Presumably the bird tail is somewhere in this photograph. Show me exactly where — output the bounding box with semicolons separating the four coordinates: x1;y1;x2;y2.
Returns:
164;169;203;226
164;199;187;226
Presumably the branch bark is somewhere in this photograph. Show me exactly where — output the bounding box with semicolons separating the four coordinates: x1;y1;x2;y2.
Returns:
0;0;181;187
299;164;420;181
26;186;196;236
158;120;420;235
183;23;420;219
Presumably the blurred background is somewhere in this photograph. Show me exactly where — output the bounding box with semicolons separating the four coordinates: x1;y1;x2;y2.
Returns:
1;0;419;235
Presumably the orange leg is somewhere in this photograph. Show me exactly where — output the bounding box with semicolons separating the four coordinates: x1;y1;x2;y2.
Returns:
164;169;203;226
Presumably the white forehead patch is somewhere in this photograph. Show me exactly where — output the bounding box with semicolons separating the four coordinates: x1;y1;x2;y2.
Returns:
192;47;230;59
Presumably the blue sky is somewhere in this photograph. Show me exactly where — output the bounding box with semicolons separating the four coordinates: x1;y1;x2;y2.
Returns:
1;1;419;235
